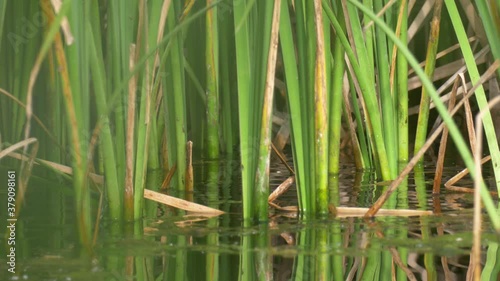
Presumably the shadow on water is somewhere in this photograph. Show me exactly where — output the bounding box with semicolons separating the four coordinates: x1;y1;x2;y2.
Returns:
1;158;499;281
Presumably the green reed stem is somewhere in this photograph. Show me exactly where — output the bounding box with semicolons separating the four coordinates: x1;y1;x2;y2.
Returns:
347;73;371;168
0;0;6;55
169;2;188;192
279;1;309;212
87;23;122;220
313;0;329;214
219;1;236;156
413;0;443;161
305;0;318;214
206;0;220;159
328;35;345;175
396;0;408;165
374;0;397;177
233;0;255;219
255;0;280;222
133;0;151;219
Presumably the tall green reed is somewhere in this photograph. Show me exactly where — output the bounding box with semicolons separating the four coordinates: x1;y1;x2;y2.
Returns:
206;0;220;160
413;0;443;161
233;0;276;221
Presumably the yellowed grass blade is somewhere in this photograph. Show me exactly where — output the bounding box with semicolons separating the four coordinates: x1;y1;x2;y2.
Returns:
143;189;224;215
7;151;104;184
334;207;432;217
271;204;432;217
0;138;38;159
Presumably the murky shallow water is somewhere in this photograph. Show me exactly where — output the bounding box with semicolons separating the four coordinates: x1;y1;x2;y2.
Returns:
1;159;499;281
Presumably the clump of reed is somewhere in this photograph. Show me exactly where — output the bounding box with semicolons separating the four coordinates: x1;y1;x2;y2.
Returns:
1;0;500;252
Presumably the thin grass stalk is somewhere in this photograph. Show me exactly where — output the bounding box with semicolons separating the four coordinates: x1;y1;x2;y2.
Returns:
233;0;255;220
3;1;34;144
0;0;6;55
145;1;168;207
182;1;205;150
239;0;275;221
247;7;261;140
396;0;408;165
305;0;318;214
323;6;332;100
255;0;281;222
206;0;220;159
183;58;206;101
169;2;188;193
43;47;64;163
66;0;90;139
296;0;316;212
279;1;309;212
313;0;329;214
19;2;41;147
6;2;18;142
125;44;137;221
133;0;151;219
87;23;122;220
433;77;459;194
363;0;375;71
185;141;193;193
341;75;367;168
444;0;500;193
328;35;346;175
165;82;178;188
373;0;397;177
472;118;485;280
413;0;443;160
328;0;350;172
346;73;371;167
219;1;235;156
106;1;127;185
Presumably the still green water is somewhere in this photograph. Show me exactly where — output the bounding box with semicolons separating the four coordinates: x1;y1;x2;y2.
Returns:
1;159;499;281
